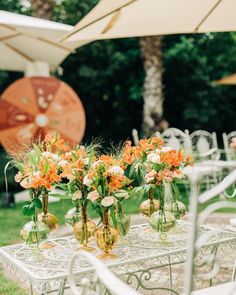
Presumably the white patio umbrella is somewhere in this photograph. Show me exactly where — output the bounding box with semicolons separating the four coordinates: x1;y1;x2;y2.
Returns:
62;0;236;43
216;73;236;85
0;10;86;72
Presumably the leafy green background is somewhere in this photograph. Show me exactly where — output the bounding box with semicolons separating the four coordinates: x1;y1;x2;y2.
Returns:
0;0;236;191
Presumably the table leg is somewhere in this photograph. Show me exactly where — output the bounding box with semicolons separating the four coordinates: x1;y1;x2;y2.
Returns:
29;283;34;295
58;279;66;295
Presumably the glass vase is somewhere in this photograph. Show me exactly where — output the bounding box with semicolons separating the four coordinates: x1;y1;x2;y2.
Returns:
38;193;59;232
20;208;49;247
149;210;176;241
165;200;186;220
95;209;118;260
65;207;81;228
116;202;131;237
139;189;159;217
73;202;96;252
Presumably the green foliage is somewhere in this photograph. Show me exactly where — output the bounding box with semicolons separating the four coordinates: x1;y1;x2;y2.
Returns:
163;33;236;135
1;1;236;192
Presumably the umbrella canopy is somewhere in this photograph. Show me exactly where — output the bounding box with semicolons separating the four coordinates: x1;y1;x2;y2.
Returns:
62;0;236;43
215;73;236;85
0;10;85;72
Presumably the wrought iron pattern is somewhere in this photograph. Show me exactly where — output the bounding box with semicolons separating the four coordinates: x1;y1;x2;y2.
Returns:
1;221;236;294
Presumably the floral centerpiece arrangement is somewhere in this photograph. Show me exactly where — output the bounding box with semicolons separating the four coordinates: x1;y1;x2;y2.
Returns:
84;155;132;259
13;133;70;246
57;143;99;252
122;137;193;239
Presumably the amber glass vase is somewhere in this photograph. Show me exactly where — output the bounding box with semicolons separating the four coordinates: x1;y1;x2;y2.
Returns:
95;209;118;260
38;193;59;232
73;202;96;252
139;188;159;217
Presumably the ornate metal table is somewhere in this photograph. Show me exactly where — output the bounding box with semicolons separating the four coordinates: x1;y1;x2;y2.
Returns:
1;221;236;295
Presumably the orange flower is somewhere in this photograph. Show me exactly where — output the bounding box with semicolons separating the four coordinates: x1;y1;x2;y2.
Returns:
161;150;184;167
99;155;115;166
109;175;126;192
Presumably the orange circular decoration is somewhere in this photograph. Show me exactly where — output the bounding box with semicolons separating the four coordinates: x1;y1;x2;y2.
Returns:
0;76;86;154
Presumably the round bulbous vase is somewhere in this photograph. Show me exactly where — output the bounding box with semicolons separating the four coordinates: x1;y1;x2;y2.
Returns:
149;210;176;241
38;212;59;232
139;199;160;217
116;211;131;238
95;223;118;260
73;218;96;252
20;220;49;246
164;201;186;219
65;207;81;228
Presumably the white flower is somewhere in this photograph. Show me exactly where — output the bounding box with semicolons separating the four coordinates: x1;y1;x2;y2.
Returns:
72;190;82;201
83;174;93;186
101;196;114;207
20;177;32;189
42;152;52;158
65;152;72;159
51;154;61;161
173;171;183;179
87;190;100;202
147;153;160;164
15;172;23;183
108;165;124;176
114;189;129;200
83;158;89;165
162;146;172;153
92;160;103;168
58;160;68;167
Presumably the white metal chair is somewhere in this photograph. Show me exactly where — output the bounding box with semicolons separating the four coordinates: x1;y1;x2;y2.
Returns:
184;166;236;295
68;251;140;295
223;131;236;161
190;130;222;189
190;130;220;161
160;128;192;152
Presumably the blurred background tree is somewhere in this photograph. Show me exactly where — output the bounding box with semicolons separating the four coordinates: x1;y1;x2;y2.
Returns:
0;0;236;148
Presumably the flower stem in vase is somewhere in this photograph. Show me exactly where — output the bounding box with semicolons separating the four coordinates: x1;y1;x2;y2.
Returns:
73;202;96;252
149;185;176;245
38;193;59;233
116;202;131;242
96;209;118;260
38;193;59;249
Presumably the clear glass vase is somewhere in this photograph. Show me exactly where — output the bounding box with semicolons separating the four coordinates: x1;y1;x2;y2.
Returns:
149;210;176;241
65;207;81;228
73;202;96;252
20;208;49;247
95;209;118;260
116;202;131;237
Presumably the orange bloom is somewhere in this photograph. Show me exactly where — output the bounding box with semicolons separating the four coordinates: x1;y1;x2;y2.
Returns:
161;150;184;167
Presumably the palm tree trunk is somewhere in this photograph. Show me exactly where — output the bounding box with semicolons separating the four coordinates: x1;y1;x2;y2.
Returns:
140;36;164;136
31;0;55;20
